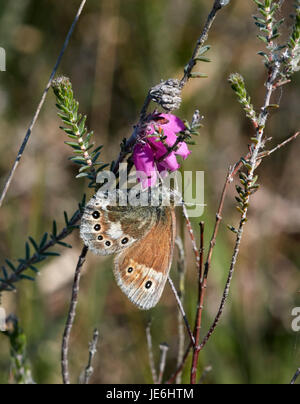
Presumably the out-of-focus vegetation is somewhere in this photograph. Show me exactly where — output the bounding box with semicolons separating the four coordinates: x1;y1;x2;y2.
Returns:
0;0;299;384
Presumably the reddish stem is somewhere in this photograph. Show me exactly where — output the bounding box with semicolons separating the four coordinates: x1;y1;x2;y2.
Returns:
190;222;205;384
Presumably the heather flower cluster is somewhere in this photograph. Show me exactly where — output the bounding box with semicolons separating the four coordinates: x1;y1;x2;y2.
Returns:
133;113;191;188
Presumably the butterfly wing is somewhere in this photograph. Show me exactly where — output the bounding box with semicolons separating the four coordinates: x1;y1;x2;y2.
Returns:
113;206;176;310
80;191;156;256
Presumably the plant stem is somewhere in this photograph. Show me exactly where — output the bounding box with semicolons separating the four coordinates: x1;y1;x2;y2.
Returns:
259;131;299;158
290;368;300;385
0;0;87;208
190;222;205;384
175;237;186;384
157;344;169;384
180;0;228;88
146;321;158;384
80;328;99;385
61;245;88;385
198;63;281;354
168;277;195;347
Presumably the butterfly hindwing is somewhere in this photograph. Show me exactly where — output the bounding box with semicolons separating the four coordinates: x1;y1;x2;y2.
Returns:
113;206;176;310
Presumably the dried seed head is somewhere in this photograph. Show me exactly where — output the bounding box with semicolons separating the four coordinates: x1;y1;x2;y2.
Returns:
149;79;182;111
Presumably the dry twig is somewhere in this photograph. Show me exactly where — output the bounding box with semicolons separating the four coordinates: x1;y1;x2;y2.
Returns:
0;0;87;208
61;245;88;385
80;329;100;385
146;321;158;384
290;368;300;385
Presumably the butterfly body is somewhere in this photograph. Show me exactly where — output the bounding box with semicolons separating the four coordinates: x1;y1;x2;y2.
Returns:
80;190;176;310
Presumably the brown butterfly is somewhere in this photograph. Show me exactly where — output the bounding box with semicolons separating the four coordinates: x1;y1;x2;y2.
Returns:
80;190;176;310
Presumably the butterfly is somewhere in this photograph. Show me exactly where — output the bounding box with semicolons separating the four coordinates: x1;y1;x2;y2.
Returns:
80;190;176;310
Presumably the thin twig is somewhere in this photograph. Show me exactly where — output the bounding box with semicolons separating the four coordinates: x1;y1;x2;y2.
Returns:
190;222;205;384
175;237;186;384
290;368;300;385
180;0;228;88
157;343;169;385
146;321;158;384
182;203;200;268
259;131;299;159
204;169;234;280
168;276;195;347
198;219;244;352
61;245;88;385
0;0;87;208
80;328;99;385
198;60;281;355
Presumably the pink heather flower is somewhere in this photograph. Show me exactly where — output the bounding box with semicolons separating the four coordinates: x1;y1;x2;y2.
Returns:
133;113;191;188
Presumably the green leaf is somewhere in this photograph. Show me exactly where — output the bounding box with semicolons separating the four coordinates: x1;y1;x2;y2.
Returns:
19;274;35;282
41;252;61;257
79;165;91;173
189;73;209;79
267;104;280;109
236;206;244;215
196;45;211;56
69;156;86;162
86;131;94;143
76;172;89;179
52;221;57;238
79;115;87;135
65;141;80;148
67;225;80;231
57;241;73;249
25;242;31;260
249;183;260;190
1;266;8;279
64;211;69;226
92;145;103;154
195;56;211;63
251;175;259;186
251;137;259;144
257;35;268;44
60;127;76;136
65;134;79;140
39;233;48;249
29;265;39;274
92;152;101;163
57;113;68;121
29;237;39;252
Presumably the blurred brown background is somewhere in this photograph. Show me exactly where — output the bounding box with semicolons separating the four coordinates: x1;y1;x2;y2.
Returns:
0;0;299;384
